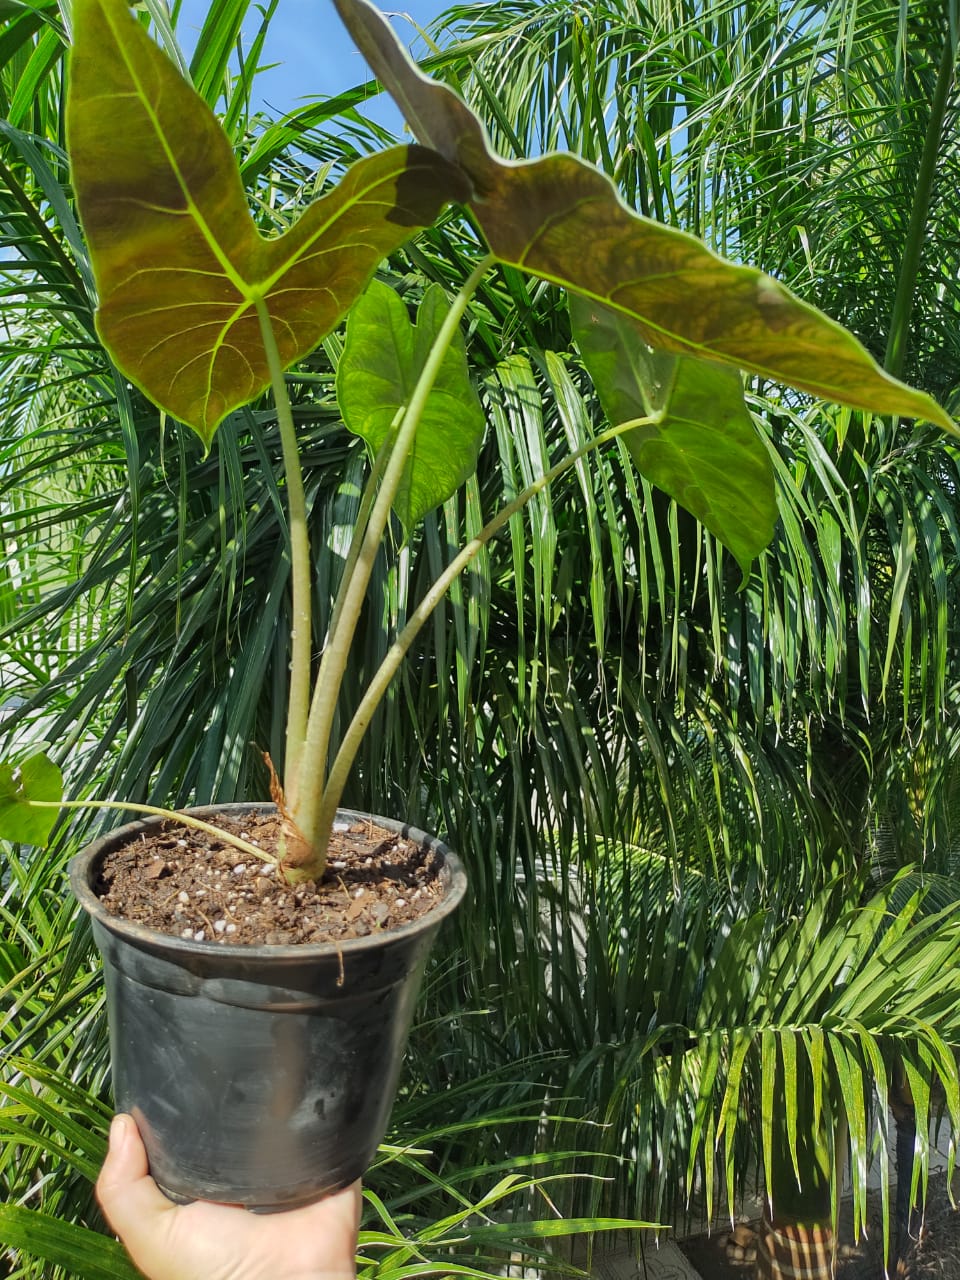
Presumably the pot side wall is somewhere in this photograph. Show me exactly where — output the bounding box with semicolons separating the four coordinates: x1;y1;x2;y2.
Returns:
71;805;467;1209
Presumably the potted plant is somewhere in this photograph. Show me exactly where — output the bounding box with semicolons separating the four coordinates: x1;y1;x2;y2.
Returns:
0;0;952;1211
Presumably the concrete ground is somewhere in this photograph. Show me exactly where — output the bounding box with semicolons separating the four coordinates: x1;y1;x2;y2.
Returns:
590;1238;702;1279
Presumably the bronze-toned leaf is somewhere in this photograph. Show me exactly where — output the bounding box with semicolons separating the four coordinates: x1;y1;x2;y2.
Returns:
333;0;954;434
67;0;469;446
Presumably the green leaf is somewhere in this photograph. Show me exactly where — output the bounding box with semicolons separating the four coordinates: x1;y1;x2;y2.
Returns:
0;752;62;846
571;295;777;572
332;0;955;435
760;1027;776;1214
66;0;469;447
463;1216;663;1239
0;1205;142;1279
337;280;486;534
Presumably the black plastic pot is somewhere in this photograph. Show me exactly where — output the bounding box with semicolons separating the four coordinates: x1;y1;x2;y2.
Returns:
69;804;467;1210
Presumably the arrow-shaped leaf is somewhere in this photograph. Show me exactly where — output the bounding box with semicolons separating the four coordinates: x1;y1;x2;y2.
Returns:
337;280;486;534
0;752;62;846
571;295;777;572
332;0;954;435
66;0;470;447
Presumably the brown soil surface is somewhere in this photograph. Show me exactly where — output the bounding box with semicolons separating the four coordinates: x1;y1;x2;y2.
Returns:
94;811;444;946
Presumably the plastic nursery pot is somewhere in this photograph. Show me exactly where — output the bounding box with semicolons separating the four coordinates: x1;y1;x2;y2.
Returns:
69;804;467;1210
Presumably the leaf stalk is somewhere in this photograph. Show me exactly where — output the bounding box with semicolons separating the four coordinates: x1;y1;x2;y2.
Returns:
317;417;654;833
254;297;313;807
288;253;495;869
27;799;277;864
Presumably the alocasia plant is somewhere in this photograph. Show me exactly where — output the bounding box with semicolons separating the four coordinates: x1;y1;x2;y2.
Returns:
1;0;953;883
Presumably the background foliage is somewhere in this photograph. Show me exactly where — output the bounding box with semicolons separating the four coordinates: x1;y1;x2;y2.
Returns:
4;0;960;1275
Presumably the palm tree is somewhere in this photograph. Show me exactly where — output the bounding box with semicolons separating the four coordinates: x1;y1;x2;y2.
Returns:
0;0;671;1272
0;9;670;1278
4;1;960;1278
401;0;960;1270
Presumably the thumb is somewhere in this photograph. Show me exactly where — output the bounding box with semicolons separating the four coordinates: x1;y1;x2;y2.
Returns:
97;1114;175;1240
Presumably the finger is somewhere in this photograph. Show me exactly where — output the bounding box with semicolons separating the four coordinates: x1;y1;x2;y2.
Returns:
346;1178;362;1220
302;1179;361;1225
96;1114;176;1240
296;1179;362;1251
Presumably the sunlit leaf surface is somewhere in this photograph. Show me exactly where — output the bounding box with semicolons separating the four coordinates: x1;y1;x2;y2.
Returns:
0;1205;142;1279
332;0;954;435
338;280;486;533
0;752;62;846
66;0;468;446
571;295;777;572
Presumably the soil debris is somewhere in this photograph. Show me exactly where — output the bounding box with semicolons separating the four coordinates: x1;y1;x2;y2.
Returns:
94;811;443;946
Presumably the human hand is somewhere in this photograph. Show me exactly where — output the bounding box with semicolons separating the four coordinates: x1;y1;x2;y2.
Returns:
96;1114;360;1280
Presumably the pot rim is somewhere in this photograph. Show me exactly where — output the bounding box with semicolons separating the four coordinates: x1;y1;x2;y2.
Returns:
69;802;468;961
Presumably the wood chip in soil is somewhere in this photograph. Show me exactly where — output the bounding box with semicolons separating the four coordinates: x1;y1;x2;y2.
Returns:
94;811;444;946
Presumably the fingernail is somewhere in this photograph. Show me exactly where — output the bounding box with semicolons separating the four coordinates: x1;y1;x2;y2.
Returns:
109;1114;129;1149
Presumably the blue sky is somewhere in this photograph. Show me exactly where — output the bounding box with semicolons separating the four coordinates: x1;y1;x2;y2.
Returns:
177;0;452;126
